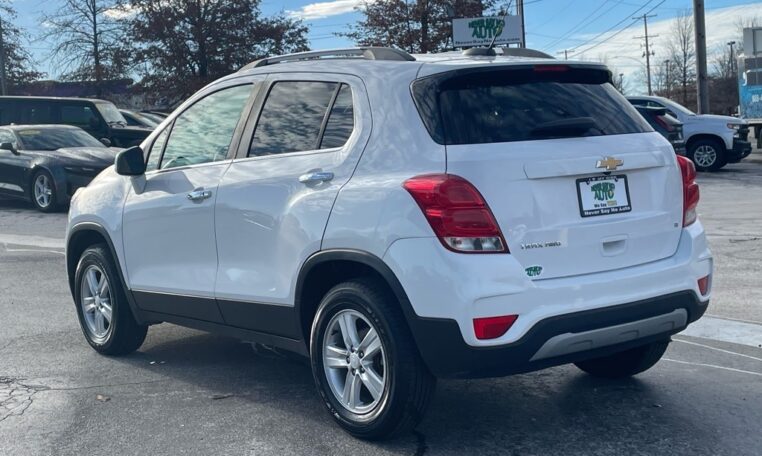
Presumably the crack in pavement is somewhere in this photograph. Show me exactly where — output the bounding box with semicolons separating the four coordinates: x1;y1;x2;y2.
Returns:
0;377;49;423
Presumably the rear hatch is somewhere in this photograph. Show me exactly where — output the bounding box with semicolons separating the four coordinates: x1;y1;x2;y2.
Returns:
412;63;684;280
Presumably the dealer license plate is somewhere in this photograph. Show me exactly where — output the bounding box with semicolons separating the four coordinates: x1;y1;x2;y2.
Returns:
576;175;632;217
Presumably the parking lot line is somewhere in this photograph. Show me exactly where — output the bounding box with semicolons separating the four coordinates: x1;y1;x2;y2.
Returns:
663;358;762;377
679;315;762;348
0;233;65;250
673;338;762;362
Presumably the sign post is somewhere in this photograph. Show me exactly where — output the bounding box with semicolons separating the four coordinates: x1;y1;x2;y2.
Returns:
452;16;524;48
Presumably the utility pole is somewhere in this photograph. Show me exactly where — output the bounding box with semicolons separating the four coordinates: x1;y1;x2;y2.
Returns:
517;0;526;48
0;18;6;96
694;0;709;113
557;49;574;60
634;13;658;95
664;59;671;98
727;41;737;76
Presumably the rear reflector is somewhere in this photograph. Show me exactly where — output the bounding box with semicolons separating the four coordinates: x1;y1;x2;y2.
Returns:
698;275;711;296
403;174;508;253
474;315;518;340
677;155;699;226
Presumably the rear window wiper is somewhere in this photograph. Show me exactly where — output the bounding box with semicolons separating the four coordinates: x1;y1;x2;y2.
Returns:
529;117;600;137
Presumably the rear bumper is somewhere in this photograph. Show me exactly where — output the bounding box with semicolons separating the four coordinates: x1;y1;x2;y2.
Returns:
407;291;706;378
384;221;712;378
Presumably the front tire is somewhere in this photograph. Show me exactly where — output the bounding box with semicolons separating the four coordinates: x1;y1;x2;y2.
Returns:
574;339;670;379
310;278;435;440
74;244;147;355
688;139;726;172
31;169;58;212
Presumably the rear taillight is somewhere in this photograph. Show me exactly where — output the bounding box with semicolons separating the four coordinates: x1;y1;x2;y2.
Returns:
654;115;675;132
403;174;508;253
677;155;699;226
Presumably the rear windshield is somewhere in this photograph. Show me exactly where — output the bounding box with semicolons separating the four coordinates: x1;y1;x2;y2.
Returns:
412;66;651;145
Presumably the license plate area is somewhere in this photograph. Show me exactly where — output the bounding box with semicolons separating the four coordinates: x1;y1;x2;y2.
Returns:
576;175;632;217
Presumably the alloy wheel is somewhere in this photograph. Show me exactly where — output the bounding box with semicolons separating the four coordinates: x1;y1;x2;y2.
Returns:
694;145;717;168
80;265;113;344
322;309;387;414
34;174;53;208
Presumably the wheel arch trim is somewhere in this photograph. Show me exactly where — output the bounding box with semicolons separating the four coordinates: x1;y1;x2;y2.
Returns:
66;221;147;325
294;249;419;340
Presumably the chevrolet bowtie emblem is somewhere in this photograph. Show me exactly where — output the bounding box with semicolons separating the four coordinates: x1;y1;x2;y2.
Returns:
596;156;623;171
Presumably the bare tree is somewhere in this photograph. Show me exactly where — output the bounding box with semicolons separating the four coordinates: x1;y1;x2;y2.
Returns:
41;0;129;93
667;10;695;108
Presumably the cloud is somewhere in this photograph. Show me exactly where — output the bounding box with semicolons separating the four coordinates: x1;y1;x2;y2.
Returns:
288;0;371;20
552;3;762;94
104;4;139;20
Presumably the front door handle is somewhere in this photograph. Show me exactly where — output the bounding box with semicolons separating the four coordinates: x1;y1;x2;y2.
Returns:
298;171;334;184
187;189;212;202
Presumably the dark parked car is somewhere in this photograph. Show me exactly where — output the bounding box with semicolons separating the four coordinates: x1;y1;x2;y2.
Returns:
0;97;151;148
120;109;159;129
633;105;686;155
0;125;119;212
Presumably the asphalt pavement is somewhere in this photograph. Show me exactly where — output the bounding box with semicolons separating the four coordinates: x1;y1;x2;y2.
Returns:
1;155;761;456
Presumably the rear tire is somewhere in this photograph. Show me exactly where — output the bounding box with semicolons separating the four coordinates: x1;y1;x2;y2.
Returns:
310;278;435;440
574;339;670;379
74;244;147;355
688;139;726;172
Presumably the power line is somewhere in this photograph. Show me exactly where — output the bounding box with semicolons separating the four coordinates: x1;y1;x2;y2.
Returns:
568;0;664;58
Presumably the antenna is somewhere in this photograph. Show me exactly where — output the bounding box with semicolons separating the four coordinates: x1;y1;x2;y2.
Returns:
488;14;507;51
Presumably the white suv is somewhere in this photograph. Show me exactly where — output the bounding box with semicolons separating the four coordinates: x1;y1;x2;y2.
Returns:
66;48;713;439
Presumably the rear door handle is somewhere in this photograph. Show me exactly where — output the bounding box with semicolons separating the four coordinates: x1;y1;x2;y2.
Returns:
298;171;334;184
187;189;212;202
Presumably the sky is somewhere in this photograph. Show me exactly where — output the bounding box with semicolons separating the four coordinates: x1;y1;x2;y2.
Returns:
10;0;762;95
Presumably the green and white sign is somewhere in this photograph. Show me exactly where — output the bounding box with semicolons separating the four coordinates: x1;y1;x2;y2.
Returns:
452;15;523;47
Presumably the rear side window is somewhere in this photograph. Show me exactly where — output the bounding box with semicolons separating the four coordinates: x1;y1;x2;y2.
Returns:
19;102;53;124
249;81;343;156
61;104;99;128
320;84;354;149
412;67;650;145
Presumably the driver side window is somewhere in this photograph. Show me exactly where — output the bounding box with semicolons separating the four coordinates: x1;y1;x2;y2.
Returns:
160;84;252;170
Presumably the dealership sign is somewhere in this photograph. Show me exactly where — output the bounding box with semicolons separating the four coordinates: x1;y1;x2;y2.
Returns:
452;16;523;47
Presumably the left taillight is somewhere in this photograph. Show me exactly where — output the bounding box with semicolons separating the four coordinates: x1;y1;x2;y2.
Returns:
403;174;508;253
677;155;699;226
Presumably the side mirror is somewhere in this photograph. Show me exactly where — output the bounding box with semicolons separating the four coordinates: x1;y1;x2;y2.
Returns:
115;146;146;176
0;142;18;155
100;138;112;147
89;117;103;129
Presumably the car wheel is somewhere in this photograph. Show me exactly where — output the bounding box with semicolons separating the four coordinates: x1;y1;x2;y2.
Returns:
688;139;726;172
74;244;147;355
574;339;670;379
310;278;435;440
31;169;58;212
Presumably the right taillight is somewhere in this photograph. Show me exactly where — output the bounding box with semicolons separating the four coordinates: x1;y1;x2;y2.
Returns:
403;174;508;253
677;155;699;226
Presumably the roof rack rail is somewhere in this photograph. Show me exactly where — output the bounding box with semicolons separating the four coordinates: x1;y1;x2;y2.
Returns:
240;47;416;71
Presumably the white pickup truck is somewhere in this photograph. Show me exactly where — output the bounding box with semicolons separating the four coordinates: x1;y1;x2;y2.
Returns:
628;95;752;171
